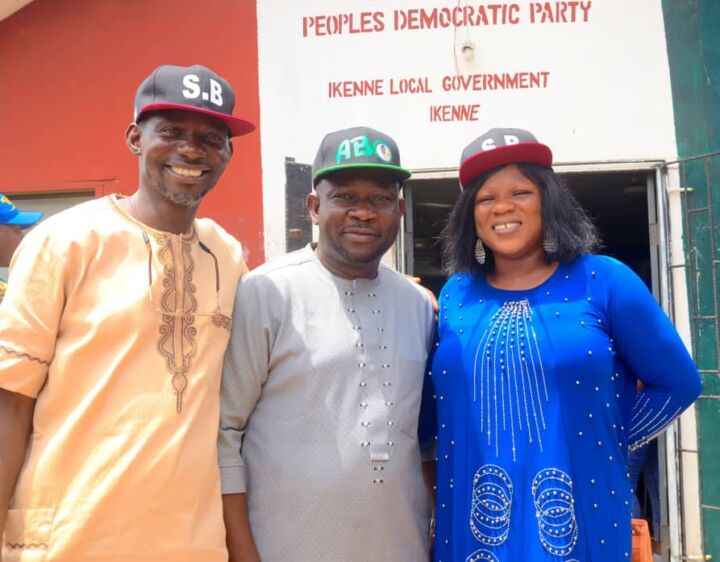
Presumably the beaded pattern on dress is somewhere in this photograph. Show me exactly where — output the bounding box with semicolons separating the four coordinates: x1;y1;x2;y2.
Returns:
466;549;500;562
628;395;681;451
472;299;549;461
469;464;513;547
531;468;579;557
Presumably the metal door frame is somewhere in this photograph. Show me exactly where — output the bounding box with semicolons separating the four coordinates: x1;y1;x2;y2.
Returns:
660;150;720;561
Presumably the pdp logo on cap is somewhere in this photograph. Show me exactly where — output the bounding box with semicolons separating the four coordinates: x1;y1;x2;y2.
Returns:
459;127;553;190
375;142;393;162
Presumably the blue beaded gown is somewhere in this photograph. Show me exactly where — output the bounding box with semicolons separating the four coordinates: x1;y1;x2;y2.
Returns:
426;255;701;562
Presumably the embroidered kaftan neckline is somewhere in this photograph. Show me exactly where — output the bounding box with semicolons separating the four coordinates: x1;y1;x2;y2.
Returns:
110;194;202;414
109;194;198;242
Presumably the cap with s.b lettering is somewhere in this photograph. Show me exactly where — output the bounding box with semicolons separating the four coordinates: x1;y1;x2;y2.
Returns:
312;126;411;186
134;64;255;137
459;128;552;190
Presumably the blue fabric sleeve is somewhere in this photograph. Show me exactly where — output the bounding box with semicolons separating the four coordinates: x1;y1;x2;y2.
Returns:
603;258;702;450
418;332;438;457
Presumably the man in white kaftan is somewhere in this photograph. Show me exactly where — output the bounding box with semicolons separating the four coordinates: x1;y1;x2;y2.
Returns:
219;126;434;562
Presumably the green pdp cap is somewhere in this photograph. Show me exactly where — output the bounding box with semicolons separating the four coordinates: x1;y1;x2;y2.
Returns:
312;126;411;186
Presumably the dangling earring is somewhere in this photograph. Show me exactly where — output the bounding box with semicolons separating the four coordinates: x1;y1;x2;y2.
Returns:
475;238;486;265
543;234;558;255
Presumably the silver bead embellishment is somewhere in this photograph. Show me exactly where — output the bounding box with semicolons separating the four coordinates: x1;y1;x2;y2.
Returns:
466;550;500;562
542;234;558;254
472;299;549;461
532;468;579;557
475;238;487;265
470;464;513;546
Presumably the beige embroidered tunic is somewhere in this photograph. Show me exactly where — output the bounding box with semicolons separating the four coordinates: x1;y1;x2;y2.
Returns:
0;195;247;562
218;246;434;562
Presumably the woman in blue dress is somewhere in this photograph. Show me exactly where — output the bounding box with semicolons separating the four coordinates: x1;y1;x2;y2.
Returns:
429;128;701;562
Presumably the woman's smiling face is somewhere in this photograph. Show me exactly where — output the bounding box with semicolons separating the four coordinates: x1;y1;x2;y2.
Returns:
474;164;544;262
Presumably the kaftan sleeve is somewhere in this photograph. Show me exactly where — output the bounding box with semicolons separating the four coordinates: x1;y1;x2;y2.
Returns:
0;228;66;398
218;273;272;494
603;258;702;451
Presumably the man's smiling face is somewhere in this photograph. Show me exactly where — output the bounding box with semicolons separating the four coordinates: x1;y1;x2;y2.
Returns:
308;169;405;279
129;109;232;208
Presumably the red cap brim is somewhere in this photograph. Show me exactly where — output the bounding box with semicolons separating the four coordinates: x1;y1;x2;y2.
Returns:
137;103;255;137
459;142;552;190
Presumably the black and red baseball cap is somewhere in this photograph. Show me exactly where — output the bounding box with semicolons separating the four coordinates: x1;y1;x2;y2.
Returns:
459;128;552;190
134;64;255;137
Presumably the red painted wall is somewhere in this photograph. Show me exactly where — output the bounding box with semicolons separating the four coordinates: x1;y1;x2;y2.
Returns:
0;0;264;266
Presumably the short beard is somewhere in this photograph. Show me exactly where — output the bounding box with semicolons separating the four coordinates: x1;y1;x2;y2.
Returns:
158;183;209;208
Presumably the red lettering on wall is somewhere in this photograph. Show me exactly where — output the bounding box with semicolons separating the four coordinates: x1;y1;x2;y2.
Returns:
302;11;385;37
328;79;385;98
301;2;592;37
441;71;550;91
529;1;592;24
429;104;481;122
389;77;432;95
393;5;522;30
327;71;549;98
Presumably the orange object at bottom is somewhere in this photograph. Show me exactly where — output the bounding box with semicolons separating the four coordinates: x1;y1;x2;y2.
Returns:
632;518;653;562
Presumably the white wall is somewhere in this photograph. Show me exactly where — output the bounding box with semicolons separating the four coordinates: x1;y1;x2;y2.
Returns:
257;0;677;257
